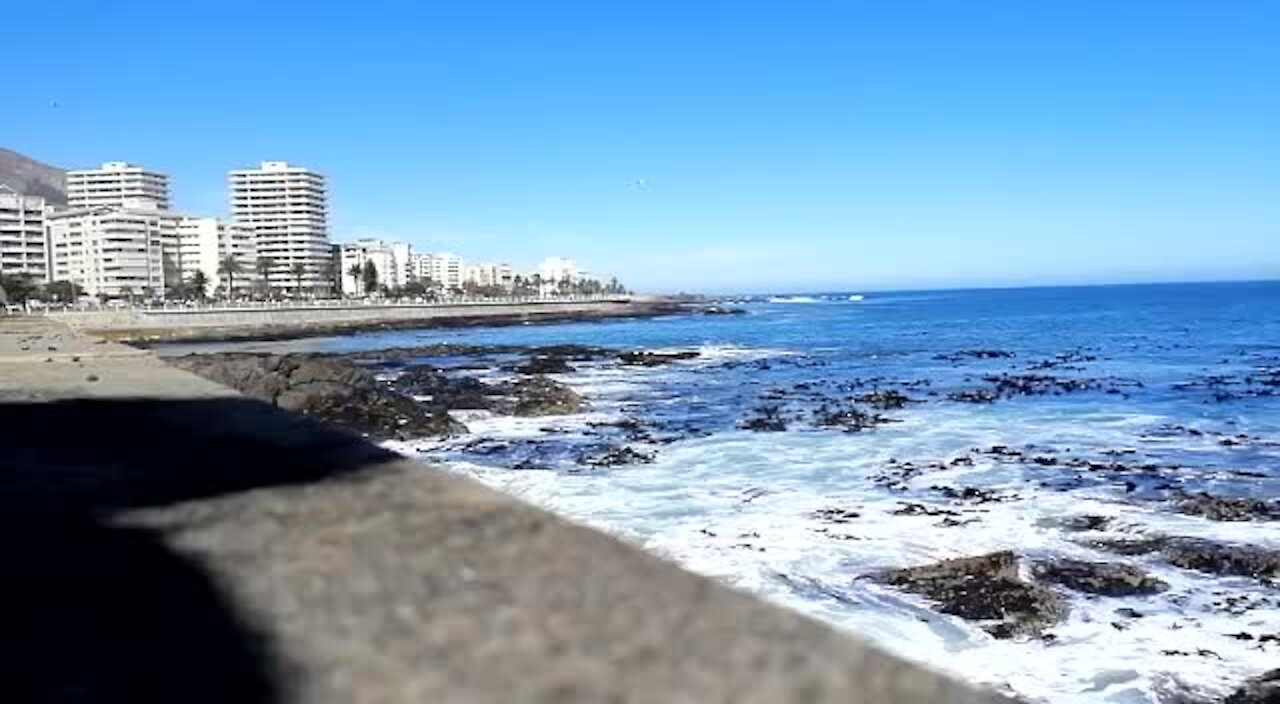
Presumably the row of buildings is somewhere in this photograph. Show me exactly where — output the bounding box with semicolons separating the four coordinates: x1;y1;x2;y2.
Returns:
336;241;586;296
1;159;592;300
1;160;328;298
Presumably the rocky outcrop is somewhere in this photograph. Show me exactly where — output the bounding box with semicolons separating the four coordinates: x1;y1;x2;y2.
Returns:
169;353;466;440
1176;492;1280;521
618;350;701;366
496;376;584;417
1092;536;1280;581
514;355;575;375
1225;670;1280;704
1031;559;1168;596
1058;515;1113;532
875;552;1067;639
393;366;496;410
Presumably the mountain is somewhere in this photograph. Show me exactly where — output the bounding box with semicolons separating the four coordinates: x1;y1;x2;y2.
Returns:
0;148;67;204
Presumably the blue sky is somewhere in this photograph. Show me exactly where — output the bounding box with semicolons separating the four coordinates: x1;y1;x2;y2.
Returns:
6;1;1278;292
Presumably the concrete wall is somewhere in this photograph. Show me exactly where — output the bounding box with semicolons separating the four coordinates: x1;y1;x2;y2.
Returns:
46;298;641;331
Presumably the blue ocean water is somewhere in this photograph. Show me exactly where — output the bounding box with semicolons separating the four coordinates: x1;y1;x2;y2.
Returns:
174;281;1280;703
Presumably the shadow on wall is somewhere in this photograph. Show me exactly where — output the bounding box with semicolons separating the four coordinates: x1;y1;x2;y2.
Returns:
0;397;397;703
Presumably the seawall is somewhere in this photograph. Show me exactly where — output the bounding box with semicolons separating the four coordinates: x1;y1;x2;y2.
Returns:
0;315;1011;703
43;297;688;344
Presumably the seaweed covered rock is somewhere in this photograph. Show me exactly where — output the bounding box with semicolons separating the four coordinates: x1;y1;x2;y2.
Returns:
1176;492;1280;522
618;350;701;366
875;551;1067;639
1092;536;1280;580
497;376;584;417
394;365;497;410
1032;559;1168;596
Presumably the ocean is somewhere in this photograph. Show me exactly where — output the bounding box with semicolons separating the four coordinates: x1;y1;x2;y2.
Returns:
171;281;1280;703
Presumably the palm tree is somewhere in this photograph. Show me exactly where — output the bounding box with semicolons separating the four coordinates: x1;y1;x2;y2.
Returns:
256;257;276;299
218;256;242;299
189;271;209;301
318;261;336;299
361;260;379;297
347;263;363;296
290;263;308;298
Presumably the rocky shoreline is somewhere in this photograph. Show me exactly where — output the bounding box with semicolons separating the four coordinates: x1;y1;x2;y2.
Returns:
162;338;1280;703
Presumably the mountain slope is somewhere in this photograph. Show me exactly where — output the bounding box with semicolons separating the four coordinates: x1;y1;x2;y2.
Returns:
0;148;67;204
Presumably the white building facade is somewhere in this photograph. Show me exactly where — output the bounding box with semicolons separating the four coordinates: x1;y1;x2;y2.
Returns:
229;161;330;294
0;186;48;280
339;239;406;296
47;208;172;298
176;217;257;295
66;162;171;210
535;256;589;294
463;262;514;290
426;252;464;290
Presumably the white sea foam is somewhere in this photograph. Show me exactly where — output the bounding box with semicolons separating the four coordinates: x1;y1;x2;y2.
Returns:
398;392;1280;704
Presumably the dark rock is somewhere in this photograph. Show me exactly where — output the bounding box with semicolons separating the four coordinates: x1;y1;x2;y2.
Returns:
930;486;1014;504
812;508;861;524
579;446;656;467
813;403;897;432
934;350;1017;362
618;350;701;366
856;390;915;410
700;306;746;315
948;390;997;404
513;355;575;375
1032;559;1169;596
393;366;496;410
170;353;466;440
1092;536;1280;581
1225;670;1280;704
740;406;787;432
876;551;1067;639
892;503;960;517
1059;515;1113;532
1176;492;1280;522
497;376;584;417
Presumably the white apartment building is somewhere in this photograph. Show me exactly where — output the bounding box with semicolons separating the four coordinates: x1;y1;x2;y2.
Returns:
229;161;330;294
176;217;257;295
408;253;433;282
0;186;48;280
463;262;515;289
339;239;405;296
66;162;171;210
412;252;463;290
47;207;171;298
536;257;587;290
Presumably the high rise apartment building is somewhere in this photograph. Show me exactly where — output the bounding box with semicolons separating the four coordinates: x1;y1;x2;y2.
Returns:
66;162;171;210
228;161;330;293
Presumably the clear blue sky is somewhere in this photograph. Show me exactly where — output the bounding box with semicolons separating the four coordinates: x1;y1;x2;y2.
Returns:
6;1;1278;292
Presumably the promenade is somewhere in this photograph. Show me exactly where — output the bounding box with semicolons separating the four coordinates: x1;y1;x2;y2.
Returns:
26;296;686;343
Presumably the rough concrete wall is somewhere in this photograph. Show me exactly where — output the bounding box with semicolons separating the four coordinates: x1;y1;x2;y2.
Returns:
47;300;640;330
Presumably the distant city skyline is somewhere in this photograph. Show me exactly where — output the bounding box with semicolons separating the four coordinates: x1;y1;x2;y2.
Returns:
6;1;1278;292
